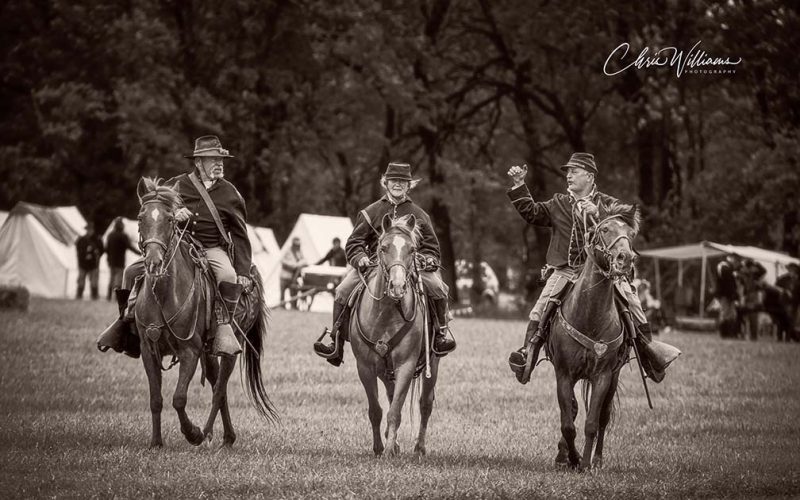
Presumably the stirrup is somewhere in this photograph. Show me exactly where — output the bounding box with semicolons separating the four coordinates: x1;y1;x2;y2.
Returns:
432;326;456;356
520;337;539;384
313;327;341;360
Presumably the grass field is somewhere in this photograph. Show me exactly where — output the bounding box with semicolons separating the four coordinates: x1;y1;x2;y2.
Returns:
1;298;799;499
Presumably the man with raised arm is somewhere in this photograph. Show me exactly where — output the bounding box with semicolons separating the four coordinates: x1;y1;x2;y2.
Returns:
506;153;679;384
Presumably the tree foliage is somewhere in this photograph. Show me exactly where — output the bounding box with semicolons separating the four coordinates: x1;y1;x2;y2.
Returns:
1;0;797;296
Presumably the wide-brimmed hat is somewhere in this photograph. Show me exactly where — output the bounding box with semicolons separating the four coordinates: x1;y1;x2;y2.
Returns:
560;152;597;174
384;162;414;181
184;135;234;158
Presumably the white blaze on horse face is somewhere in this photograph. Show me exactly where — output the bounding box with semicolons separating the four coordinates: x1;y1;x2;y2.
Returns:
391;235;407;256
387;235;408;293
151;207;161;222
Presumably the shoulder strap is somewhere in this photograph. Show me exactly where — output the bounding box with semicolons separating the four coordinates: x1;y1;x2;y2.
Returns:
188;172;231;246
360;208;379;236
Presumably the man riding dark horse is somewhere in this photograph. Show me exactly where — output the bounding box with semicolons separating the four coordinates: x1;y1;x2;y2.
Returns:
506;153;680;384
96;135;252;358
313;162;457;366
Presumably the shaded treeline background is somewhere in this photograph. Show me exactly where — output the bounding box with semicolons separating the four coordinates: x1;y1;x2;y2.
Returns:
1;0;798;296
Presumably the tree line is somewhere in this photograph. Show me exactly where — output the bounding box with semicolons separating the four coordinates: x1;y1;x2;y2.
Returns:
1;0;797;297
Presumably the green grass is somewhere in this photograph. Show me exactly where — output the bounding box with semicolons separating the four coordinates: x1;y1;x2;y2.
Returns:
1;298;799;499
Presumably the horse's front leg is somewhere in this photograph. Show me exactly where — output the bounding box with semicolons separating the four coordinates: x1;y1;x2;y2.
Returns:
556;375;581;468
580;373;613;471
215;355;238;447
414;357;439;456
594;371;620;469
174;348;203;446
384;361;416;457
141;344;163;448
359;362;384;457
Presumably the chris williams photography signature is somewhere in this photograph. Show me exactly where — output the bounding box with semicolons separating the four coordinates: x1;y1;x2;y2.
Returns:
603;41;742;77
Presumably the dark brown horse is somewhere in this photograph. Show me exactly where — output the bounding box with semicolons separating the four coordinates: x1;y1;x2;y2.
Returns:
548;203;639;470
350;214;439;456
135;177;276;448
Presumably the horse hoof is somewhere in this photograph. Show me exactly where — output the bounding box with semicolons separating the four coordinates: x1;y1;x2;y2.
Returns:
414;444;426;456
594;457;604;469
184;426;204;446
386;444;400;456
149;441;163;450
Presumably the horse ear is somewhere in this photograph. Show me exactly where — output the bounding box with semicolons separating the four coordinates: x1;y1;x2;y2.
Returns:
628;205;641;235
381;214;393;234
404;214;417;231
136;177;148;204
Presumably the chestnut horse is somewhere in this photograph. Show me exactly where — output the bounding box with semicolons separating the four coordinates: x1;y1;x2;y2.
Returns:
548;202;639;470
135;177;276;448
350;214;439;456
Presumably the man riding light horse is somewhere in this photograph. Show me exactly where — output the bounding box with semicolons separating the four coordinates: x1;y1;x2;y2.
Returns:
313;162;457;366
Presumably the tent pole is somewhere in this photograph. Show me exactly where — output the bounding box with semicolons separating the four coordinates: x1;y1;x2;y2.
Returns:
700;248;707;318
654;258;662;302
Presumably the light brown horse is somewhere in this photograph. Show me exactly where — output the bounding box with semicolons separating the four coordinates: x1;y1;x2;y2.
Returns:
135;177;277;448
548;203;639;470
350;214;439;456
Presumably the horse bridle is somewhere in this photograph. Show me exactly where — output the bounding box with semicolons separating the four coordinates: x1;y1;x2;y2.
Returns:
587;214;635;280
138;198;186;276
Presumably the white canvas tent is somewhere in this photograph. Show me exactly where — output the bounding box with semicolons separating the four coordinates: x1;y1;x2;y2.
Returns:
264;213;354;307
0;202;87;297
639;241;800;317
247;224;280;283
100;218;280;292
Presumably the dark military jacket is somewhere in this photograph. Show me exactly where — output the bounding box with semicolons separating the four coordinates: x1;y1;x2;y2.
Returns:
346;196;440;268
507;184;617;268
76;234;104;271
105;229;138;268
169;172;252;276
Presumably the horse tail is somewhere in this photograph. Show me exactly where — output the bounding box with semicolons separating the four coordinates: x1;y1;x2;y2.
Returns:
241;266;279;423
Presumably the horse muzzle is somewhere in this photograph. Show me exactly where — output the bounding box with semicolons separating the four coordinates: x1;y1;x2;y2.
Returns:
387;283;407;301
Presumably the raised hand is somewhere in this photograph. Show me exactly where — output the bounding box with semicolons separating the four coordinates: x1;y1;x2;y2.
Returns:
507;164;528;187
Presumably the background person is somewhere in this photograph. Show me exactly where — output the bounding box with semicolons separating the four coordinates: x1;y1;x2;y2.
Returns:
281;237;307;309
316;237;347;267
76;222;104;300
104;217;140;300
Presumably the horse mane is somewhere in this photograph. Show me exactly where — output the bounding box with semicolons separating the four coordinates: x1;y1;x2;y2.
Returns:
138;177;182;212
601;201;641;235
383;214;423;248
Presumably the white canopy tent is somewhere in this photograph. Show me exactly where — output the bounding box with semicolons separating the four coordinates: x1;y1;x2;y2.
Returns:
639;241;800;318
264;213;353;308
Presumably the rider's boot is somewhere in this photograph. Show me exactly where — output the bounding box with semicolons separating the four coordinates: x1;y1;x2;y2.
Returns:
97;288;140;358
508;320;539;381
313;300;349;367
635;322;681;383
431;298;456;356
509;298;559;384
212;282;243;357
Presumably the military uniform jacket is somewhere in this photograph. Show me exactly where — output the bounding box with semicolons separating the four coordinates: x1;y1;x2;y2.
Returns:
346;196;440;268
507;184;617;268
169;172;252;276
